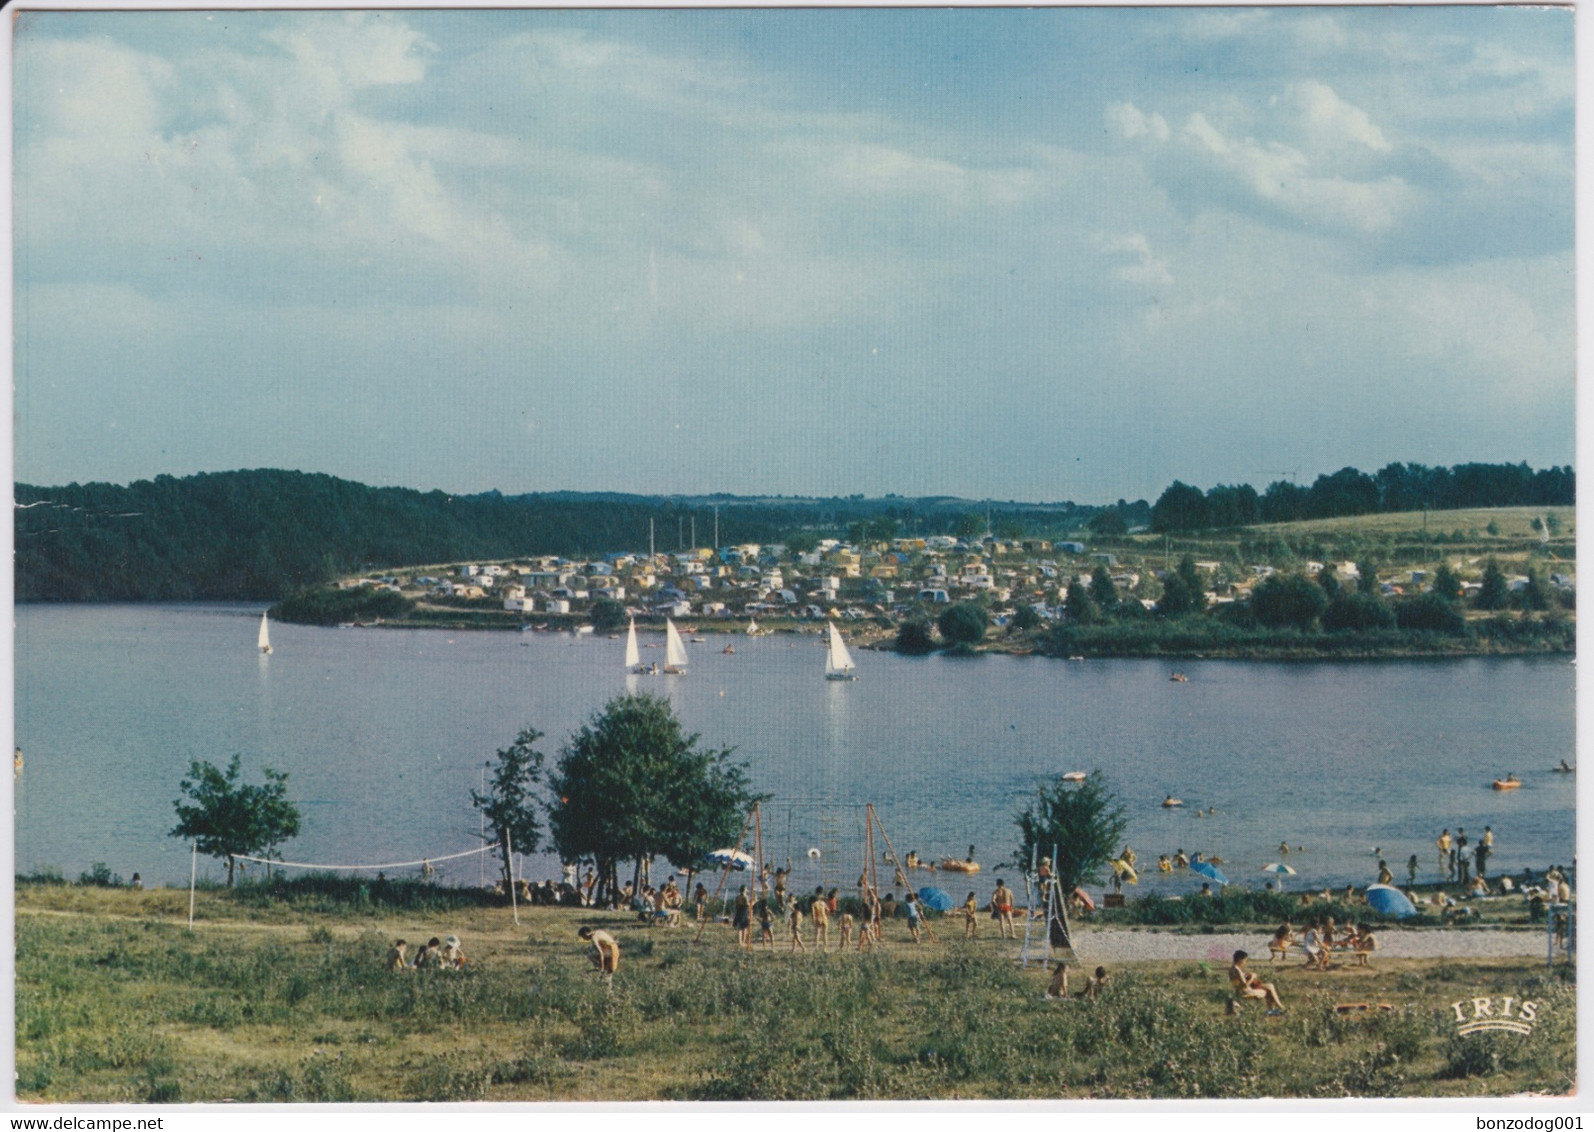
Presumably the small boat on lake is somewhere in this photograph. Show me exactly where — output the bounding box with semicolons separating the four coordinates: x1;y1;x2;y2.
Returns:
663;619;689;675
1492;776;1522;791
1162;795;1184;808
1062;771;1087;782
258;613;273;654
940;858;980;874
824;621;857;681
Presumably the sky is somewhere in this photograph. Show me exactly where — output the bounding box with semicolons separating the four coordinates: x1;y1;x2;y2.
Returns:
10;5;1578;503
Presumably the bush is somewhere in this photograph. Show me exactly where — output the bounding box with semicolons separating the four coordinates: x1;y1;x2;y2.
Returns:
895;617;936;655
937;602;989;645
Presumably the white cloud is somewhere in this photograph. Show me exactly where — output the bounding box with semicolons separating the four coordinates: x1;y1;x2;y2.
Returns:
1280;81;1391;153
1105;102;1169;142
1102;233;1173;288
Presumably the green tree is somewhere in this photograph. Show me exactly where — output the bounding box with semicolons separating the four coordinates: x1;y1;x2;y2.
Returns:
1475;558;1509;611
896;616;937;655
1517;568;1550;612
1151;480;1210;532
994;519;1027;542
1156;573;1196;618
1087;509;1128;536
1321;591;1394;631
1395;593;1466;633
954;513;986;541
170;756;302;886
1008;604;1043;633
784;531;821;556
1089;564;1120;612
547;693;763;905
1356;560;1380;595
589;597;628;633
1431;564;1462;603
937;601;989;645
1013;771;1128;893
1317;565;1341;600
1250;573;1329;630
1065;579;1099;625
471;727;546;893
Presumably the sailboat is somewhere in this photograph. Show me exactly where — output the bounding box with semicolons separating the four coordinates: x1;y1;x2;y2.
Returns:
824;621;857;681
663;619;689;675
746;618;761;636
625;618;643;672
258;612;273;655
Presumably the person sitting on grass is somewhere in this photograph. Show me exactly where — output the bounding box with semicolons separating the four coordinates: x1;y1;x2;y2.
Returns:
441;934;467;970
386;939;409;972
1078;966;1111;1000
1468;874;1490;898
412;937;445;970
1229;950;1286;1015
1046;962;1070;1000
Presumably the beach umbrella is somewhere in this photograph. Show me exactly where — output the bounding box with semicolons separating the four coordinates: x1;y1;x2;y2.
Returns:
1190;860;1229;886
1262;862;1297;889
1364;883;1418;919
705;848;753;872
916;885;955;912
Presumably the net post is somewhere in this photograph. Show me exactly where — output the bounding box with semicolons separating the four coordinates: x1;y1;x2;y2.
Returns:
188;842;198;931
508;830;520;925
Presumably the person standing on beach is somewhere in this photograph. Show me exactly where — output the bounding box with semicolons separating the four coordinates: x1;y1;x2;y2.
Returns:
1455;829;1470;885
991;879;1017;938
962;891;980;939
1437;829;1452;878
810;887;831;951
1407;854;1419;886
732;885;752;950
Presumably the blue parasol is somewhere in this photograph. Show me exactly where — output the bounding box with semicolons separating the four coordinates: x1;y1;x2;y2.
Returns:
1364;883;1418;918
1190;860;1229;886
705;848;753;872
916;885;955;912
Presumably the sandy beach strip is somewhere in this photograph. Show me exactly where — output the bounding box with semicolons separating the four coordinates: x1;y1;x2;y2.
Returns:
1072;927;1552;962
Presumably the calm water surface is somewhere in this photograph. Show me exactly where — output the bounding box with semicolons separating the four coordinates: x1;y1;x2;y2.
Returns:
14;604;1577;897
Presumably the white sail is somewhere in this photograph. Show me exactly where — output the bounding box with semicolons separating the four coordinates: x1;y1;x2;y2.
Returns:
664;619;689;670
746;618;759;636
258;612;272;654
624;618;640;669
825;621;855;680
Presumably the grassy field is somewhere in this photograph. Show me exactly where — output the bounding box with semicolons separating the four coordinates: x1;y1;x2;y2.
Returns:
15;884;1575;1103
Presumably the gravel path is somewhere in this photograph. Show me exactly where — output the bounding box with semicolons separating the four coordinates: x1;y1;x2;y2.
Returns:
1074;927;1551;962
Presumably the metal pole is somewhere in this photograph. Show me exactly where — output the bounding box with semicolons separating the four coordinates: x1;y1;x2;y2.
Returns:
188;842;198;930
508;829;520;926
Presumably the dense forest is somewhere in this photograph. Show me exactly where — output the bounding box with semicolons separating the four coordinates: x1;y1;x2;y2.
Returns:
14;470;1097;601
1150;462;1575;532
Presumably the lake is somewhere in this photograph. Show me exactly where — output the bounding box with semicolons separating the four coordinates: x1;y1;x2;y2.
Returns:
13;604;1577;899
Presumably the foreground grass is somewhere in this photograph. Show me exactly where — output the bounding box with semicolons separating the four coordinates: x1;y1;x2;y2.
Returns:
15;888;1575;1103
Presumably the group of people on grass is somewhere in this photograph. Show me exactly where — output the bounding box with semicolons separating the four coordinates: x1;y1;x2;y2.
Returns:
385;934;467;972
